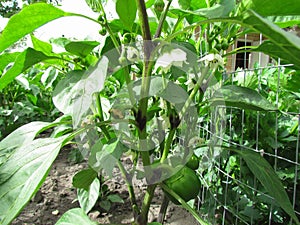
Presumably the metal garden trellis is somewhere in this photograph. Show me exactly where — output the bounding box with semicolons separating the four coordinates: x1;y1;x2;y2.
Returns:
193;34;300;225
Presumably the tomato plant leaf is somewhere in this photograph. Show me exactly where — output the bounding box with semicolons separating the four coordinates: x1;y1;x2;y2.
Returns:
65;41;100;57
235;149;300;224
55;208;98;225
116;0;137;30
0;48;58;91
0;136;68;225
209;85;277;111
0;3;67;53
53;56;108;127
72;168;98;190
77;178;100;213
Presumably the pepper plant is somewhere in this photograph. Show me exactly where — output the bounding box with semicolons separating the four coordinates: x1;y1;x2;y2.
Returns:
0;0;300;225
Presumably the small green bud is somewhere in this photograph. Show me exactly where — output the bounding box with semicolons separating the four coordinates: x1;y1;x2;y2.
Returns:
154;0;165;12
99;27;107;36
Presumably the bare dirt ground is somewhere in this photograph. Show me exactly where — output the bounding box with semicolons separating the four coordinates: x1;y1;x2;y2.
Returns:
12;148;198;225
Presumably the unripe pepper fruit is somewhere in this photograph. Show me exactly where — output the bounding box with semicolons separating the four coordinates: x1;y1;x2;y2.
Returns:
164;166;201;205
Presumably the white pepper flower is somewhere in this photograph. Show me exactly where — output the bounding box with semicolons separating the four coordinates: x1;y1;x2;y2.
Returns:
154;48;188;73
198;53;224;70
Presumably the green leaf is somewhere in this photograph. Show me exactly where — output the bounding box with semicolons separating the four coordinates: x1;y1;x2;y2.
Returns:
248;0;300;16
241;10;300;70
107;194;124;203
116;0;137;30
170;0;234;19
178;0;191;10
210;85;277;111
30;34;53;54
235;149;300;224
65;41;100;57
0;136;68;225
0;48;57;91
178;0;206;10
72;168;97;190
99;199;111;211
0;121;52;165
146;0;155;8
85;0;103;12
55;208;98;225
77;178;100;213
267;16;300;28
0;52;20;72
0;3;67;53
53;56;109;127
88;139;125;177
158;81;189;105
0;121;51;151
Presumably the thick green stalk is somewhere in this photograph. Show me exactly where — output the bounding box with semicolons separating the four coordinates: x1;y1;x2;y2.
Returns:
135;1;157;224
135;0;153;166
139;184;156;224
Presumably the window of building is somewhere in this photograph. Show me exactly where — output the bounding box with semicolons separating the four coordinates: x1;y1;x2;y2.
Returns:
235;41;252;70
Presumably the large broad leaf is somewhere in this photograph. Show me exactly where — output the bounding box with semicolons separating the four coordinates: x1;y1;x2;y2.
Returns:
234;149;300;224
241;10;300;70
0;48;58;91
170;0;234;19
247;0;300;16
53;56;108;127
209;85;277;111
65;41;100;58
55;208;98;225
0;136;68;225
0;121;52;165
116;0;137;30
0;3;68;53
77;178;100;213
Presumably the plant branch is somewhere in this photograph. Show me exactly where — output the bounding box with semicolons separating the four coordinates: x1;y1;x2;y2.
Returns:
154;0;173;38
160;128;176;162
135;0;152;41
161;183;209;225
94;94;139;217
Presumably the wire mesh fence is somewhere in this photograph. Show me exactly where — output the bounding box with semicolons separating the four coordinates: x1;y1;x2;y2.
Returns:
193;33;300;225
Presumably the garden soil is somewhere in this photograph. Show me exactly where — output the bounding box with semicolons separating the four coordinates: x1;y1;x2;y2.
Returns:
12;147;198;225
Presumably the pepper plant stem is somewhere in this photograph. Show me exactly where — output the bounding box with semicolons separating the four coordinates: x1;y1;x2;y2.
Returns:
95;94;140;216
154;0;173;38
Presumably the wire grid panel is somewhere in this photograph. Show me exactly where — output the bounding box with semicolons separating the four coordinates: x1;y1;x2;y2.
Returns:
195;63;300;225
